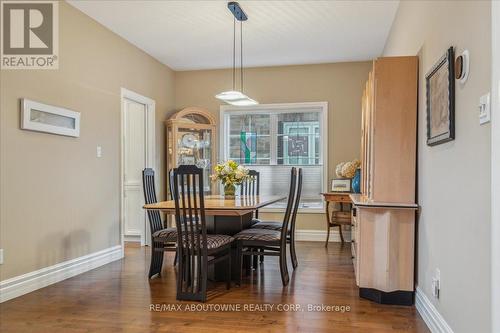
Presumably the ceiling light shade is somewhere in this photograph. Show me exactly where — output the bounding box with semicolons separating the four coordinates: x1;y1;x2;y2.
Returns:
215;2;258;106
216;90;258;106
226;97;259;106
215;90;247;101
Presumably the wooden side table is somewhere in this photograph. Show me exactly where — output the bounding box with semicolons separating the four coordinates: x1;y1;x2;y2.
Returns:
321;192;353;246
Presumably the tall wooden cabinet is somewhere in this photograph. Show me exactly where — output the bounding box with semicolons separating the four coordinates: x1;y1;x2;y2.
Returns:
165;107;217;193
351;56;418;305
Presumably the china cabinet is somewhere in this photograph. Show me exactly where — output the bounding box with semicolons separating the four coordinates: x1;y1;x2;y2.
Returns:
166;107;217;193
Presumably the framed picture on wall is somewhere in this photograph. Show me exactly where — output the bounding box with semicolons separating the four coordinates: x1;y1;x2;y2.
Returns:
425;47;455;146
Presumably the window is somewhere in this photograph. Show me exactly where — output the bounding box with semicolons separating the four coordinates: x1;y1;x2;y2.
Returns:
220;102;328;211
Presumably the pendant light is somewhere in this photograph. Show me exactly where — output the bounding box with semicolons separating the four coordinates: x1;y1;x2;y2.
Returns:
215;2;258;106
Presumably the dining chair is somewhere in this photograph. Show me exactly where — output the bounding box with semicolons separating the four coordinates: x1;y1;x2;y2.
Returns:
142;168;178;279
234;167;301;286
172;165;233;302
250;168;303;269
240;170;260;222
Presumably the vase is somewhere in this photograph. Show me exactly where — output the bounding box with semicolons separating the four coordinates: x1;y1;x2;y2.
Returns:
223;183;236;199
352;168;361;193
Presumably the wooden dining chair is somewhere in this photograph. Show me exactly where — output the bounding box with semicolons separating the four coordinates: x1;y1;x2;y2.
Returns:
172;165;233;302
234;168;300;286
240;170;260;222
142;168;178;278
250;168;303;269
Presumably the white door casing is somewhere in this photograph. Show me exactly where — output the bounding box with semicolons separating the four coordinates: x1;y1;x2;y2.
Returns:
124;99;146;243
120;88;155;248
491;2;500;332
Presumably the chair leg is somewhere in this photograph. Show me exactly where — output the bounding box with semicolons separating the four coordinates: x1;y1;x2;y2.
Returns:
290;234;298;269
338;225;345;243
252;248;258;269
236;243;242;286
201;259;208;303
176;254;184;300
260;248;264;263
244;255;251;276
226;251;231;290
279;248;289;286
148;244;164;279
173;248;178;266
325;225;331;247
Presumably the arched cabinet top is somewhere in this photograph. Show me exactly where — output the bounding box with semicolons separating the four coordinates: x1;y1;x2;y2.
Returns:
167;107;216;126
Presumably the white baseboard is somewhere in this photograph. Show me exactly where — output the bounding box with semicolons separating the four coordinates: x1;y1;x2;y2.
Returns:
0;245;123;303
124;234;141;243
415;286;454;333
295;229;351;243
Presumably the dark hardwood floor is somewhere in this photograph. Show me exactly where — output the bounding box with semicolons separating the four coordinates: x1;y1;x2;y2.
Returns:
0;242;429;333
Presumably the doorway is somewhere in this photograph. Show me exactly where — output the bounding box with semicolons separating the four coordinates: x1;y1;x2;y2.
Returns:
120;88;155;247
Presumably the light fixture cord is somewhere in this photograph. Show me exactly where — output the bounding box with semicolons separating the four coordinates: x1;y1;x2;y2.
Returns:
233;17;236;91
240;20;243;93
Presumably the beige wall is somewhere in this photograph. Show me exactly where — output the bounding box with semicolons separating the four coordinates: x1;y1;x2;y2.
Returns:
383;1;491;332
175;62;371;230
0;2;175;280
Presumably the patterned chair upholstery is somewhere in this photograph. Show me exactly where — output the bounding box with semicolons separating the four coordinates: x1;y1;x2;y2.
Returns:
233;228;281;242
250;221;282;231
205;235;234;249
152;228;178;242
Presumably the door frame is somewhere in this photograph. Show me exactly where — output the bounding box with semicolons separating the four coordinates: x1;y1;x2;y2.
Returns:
492;1;500;331
120;88;156;250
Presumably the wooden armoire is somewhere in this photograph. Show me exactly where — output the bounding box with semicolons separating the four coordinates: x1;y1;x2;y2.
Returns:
350;56;419;305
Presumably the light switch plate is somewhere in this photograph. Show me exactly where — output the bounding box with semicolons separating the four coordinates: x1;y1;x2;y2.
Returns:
479;93;491;125
96;146;102;158
0;249;4;265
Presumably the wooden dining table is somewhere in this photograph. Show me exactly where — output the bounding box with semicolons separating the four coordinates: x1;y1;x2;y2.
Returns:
143;194;286;280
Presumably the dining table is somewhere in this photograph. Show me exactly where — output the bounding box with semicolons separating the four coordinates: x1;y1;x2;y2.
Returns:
143;194;286;280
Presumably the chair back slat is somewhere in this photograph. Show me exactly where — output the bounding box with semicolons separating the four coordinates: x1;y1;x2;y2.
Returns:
142;168;164;234
240;170;260;218
169;168;175;200
173;165;208;295
289;168;303;237
280;168;298;242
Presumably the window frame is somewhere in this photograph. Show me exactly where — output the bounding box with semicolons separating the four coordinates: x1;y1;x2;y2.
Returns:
219;102;328;213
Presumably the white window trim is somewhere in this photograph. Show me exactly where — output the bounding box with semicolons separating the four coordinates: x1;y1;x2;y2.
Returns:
219;102;328;214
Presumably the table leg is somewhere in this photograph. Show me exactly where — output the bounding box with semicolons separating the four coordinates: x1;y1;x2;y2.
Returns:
325;201;331;247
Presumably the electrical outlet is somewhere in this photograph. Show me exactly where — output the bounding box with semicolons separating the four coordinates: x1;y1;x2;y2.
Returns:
0;249;4;265
96;145;102;158
432;268;441;299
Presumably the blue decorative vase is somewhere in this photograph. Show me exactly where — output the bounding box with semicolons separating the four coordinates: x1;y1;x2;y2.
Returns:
352;168;361;193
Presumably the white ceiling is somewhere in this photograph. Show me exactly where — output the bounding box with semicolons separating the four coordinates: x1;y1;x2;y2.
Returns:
67;0;399;71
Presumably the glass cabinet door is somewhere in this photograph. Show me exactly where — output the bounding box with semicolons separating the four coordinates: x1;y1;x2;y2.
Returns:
176;127;213;192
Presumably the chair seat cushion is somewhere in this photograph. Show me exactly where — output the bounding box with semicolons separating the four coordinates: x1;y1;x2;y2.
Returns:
205;234;234;249
180;234;233;250
152;228;177;242
251;221;283;231
234;228;281;242
251;218;262;225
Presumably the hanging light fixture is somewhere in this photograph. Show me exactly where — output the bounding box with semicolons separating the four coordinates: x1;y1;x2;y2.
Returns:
215;2;258;106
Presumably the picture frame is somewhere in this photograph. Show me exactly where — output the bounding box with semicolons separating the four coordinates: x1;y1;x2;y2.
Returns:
21;98;80;137
331;178;351;192
426;47;455;146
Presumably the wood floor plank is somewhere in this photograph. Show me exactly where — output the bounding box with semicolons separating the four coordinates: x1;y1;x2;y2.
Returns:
0;242;429;333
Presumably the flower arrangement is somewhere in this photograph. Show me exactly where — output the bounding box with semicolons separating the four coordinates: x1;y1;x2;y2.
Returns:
211;160;249;198
335;159;361;179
